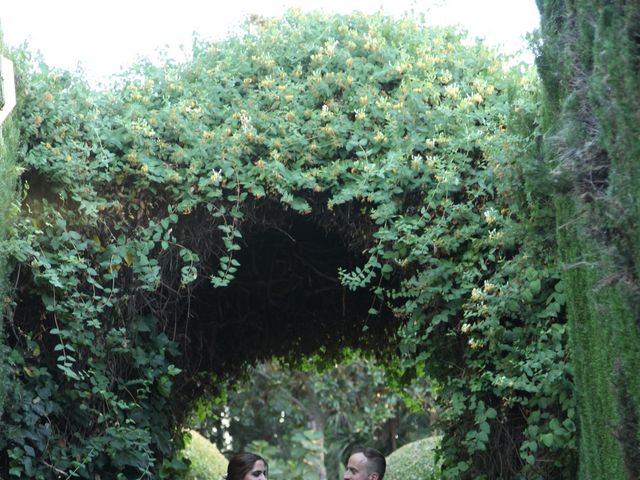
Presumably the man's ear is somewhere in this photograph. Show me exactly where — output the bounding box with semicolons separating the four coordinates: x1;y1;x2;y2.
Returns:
370;474;379;480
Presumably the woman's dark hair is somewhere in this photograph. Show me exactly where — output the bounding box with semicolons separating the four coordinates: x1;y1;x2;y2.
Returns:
226;452;268;480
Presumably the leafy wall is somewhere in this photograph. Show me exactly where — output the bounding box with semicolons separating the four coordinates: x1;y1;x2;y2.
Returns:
1;11;574;478
536;0;640;477
0;26;20;432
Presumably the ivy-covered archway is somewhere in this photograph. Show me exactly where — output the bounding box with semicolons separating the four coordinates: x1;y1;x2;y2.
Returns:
1;11;575;479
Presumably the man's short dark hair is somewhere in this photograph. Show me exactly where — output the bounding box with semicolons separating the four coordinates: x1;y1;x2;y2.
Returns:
350;446;386;479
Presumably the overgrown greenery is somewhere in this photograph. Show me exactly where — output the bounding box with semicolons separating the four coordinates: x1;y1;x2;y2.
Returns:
536;0;640;478
0;25;20;439
1;11;576;478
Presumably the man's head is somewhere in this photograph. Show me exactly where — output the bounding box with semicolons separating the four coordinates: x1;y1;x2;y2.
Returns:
343;446;386;480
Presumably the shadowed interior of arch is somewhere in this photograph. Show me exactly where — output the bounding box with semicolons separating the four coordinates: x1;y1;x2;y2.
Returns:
179;214;398;392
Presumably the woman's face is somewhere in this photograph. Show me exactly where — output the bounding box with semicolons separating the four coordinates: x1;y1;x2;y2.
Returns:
243;460;267;480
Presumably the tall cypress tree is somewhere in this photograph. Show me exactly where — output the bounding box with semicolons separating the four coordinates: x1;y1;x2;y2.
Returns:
537;0;640;477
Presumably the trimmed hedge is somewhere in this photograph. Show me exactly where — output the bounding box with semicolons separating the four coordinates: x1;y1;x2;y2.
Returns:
184;430;228;480
385;436;440;480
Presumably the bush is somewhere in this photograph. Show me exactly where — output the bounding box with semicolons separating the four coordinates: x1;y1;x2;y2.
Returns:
385;436;441;480
184;430;228;480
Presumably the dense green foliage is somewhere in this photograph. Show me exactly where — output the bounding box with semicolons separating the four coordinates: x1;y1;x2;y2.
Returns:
0;26;20;440
196;353;433;479
385;435;441;480
536;0;640;478
1;11;575;478
183;430;227;480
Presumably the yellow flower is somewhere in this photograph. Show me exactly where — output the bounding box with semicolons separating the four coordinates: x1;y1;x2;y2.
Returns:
259;76;275;88
209;169;223;183
483;281;497;294
320;104;333;118
484;209;497;224
141;164;149;174
444;85;460;100
374;131;385;143
438;71;452;84
471;288;484;302
471;93;484;104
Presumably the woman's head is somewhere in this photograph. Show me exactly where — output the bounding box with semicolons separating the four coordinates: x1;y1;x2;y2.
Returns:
226;452;268;480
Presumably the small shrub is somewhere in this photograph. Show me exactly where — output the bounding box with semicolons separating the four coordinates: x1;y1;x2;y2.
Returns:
184;430;228;480
385;436;441;480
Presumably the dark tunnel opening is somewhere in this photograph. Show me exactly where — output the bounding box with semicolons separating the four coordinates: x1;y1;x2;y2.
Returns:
184;215;396;378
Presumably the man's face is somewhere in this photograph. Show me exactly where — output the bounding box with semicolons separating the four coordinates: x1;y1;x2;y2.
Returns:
344;452;377;480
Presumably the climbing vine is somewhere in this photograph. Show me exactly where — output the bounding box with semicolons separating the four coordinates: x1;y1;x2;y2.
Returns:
1;11;574;478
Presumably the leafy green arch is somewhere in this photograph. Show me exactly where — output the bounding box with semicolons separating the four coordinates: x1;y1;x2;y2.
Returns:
2;11;575;479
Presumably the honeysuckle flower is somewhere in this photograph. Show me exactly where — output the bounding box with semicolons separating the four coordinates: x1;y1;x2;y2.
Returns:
239;112;252;131
323;39;338;56
483;281;497;294
444;85;460;99
471;288;484;302
439;71;452;84
471;93;484;104
484;209;497;224
209;169;223;183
